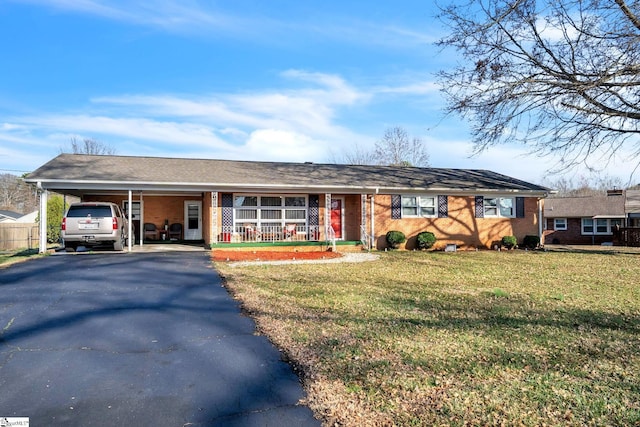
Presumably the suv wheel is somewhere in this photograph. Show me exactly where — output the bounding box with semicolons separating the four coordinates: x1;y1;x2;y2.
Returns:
65;243;78;252
113;232;125;251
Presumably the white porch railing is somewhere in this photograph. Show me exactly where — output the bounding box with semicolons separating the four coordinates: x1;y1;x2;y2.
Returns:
218;224;321;243
326;225;336;252
360;224;371;251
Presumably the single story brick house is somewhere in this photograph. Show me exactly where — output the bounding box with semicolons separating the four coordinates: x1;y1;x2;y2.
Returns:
543;191;627;245
26;154;550;253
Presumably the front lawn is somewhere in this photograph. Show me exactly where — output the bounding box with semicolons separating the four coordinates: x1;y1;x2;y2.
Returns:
216;251;640;426
0;248;41;267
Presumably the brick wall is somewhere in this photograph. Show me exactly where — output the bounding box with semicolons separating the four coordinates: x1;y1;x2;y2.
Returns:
84;194;203;241
373;195;540;250
543;218;615;245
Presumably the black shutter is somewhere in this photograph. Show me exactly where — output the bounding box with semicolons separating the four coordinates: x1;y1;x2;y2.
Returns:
475;196;484;218
391;195;402;219
438;195;448;218
516;197;525;218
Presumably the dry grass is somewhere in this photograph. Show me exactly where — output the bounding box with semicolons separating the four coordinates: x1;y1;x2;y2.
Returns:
216;250;640;426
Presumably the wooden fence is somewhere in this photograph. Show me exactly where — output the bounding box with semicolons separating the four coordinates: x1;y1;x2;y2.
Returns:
0;223;40;250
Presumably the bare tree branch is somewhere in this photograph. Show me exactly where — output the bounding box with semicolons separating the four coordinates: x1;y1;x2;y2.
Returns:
437;0;640;170
60;137;117;155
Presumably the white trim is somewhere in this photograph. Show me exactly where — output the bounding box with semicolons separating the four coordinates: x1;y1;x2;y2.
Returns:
38;188;48;253
330;196;345;240
400;194;437;218
27;179;550;198
483;196;516;218
184;200;203;240
127;190;132;252
581;218;621;235
553;218;567;231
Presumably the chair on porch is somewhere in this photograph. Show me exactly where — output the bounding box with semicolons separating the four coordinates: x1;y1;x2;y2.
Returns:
243;224;259;241
144;223;160;240
283;224;297;240
168;223;182;240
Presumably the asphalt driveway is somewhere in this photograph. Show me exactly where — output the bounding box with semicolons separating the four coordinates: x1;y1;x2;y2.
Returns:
0;252;320;426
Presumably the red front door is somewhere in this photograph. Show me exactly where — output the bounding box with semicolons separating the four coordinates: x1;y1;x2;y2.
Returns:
330;198;342;239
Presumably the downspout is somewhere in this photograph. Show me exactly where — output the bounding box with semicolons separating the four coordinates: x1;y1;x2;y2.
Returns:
538;198;543;245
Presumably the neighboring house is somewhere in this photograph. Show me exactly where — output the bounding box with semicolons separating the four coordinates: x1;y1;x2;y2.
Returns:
15;211;38;223
25;154;550;253
626;190;640;228
0;210;22;223
543;191;626;245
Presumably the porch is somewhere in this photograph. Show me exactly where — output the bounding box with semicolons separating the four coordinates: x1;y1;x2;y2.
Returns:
218;224;321;243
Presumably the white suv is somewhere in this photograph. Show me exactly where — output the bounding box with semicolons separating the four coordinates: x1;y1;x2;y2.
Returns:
62;202;129;251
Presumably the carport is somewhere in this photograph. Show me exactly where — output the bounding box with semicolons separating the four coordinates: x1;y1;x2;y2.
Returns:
32;187;209;253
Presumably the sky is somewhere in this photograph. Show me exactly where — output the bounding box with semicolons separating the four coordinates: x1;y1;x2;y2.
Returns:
1;0;639;187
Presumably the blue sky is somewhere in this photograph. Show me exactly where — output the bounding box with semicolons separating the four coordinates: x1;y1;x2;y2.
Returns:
1;0;638;186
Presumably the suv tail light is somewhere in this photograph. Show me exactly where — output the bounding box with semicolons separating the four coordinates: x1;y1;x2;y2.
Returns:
62;218;66;231
112;217;118;230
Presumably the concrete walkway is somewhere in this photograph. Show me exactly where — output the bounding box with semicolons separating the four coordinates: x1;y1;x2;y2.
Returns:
0;252;320;426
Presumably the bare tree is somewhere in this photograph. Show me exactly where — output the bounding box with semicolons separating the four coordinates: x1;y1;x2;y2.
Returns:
329;143;379;165
436;0;640;170
331;127;430;167
542;173;625;197
374;127;430;167
60;137;117;155
0;173;38;213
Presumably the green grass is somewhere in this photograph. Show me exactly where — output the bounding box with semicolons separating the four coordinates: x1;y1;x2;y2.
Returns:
216;250;640;426
0;248;41;266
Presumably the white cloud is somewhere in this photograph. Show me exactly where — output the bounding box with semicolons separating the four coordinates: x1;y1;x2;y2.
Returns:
242;129;326;162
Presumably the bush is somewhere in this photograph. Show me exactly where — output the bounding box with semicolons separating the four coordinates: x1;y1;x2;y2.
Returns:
501;235;517;249
523;235;540;249
417;231;437;250
385;230;406;249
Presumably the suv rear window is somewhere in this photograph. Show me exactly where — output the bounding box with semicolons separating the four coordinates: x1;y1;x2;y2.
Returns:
66;206;113;218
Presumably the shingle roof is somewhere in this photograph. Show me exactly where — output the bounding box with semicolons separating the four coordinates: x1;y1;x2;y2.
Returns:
543;195;626;218
0;210;21;220
26;154;550;194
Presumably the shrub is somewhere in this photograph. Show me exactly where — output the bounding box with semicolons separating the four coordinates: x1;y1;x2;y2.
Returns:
523;235;540;249
416;231;437;250
501;235;517;249
385;230;406;249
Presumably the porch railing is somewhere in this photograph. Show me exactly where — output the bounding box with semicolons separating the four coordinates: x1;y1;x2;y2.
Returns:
218;224;321;243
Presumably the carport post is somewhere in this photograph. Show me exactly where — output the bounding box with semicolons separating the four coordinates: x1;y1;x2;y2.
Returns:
128;190;133;252
38;185;48;254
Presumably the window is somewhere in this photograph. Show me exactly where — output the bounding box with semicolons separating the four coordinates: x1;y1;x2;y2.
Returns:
484;197;515;218
233;195;307;228
582;218;594;234
581;218;620;235
401;195;436;218
596;219;608;234
554;218;567;230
